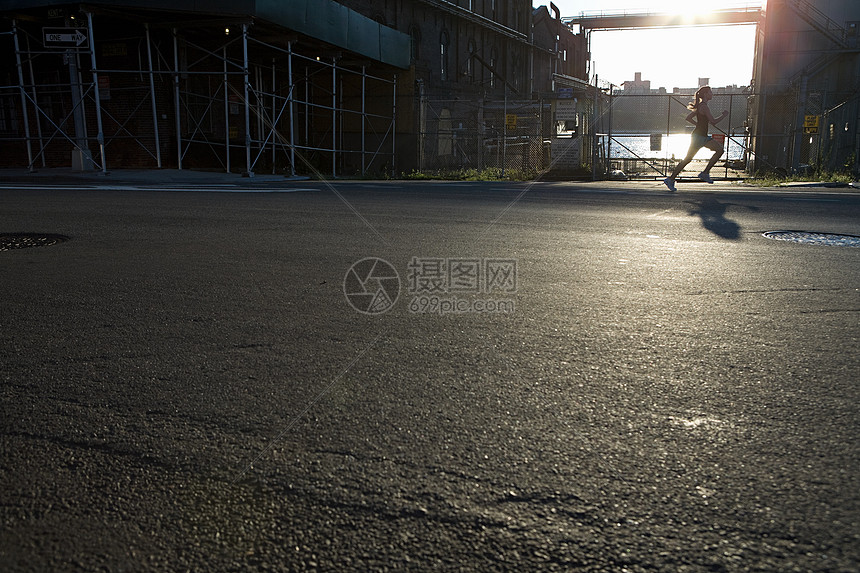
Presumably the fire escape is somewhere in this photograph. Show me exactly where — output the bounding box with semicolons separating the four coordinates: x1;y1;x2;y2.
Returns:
785;0;859;172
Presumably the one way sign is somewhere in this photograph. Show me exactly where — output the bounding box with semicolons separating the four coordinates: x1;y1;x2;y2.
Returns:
43;27;88;48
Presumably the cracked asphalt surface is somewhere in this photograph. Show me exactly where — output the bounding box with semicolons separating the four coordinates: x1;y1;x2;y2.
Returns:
1;179;859;571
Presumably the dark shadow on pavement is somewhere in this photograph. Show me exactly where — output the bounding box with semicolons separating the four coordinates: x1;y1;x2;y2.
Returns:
685;197;758;241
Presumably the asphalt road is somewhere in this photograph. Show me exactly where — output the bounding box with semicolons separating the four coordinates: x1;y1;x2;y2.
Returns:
2;180;859;572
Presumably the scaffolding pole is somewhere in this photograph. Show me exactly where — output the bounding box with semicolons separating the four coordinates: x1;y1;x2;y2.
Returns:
288;41;295;176
144;23;162;168
392;74;397;176
24;33;45;168
242;23;253;177
11;19;34;171
86;12;107;174
173;28;182;170
272;58;276;173
224;45;230;172
332;56;337;177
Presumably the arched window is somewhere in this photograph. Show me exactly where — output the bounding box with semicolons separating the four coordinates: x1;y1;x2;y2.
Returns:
467;39;476;83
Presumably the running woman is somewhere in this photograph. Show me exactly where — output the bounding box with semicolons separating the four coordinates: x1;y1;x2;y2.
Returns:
663;85;728;192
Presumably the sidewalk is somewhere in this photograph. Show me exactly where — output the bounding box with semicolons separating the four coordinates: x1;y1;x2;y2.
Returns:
0;167;301;188
1;167;857;194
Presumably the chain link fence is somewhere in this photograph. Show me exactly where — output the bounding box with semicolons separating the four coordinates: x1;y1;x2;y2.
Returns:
595;91;751;180
417;97;552;177
596;88;859;180
750;86;860;176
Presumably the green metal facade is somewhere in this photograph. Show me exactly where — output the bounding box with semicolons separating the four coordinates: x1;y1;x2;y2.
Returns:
0;0;411;68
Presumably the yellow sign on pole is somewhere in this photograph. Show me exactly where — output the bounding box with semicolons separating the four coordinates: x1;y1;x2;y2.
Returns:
505;114;517;130
804;115;820;134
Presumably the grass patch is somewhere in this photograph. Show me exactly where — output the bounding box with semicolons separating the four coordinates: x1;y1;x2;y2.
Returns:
402;167;537;181
747;170;855;187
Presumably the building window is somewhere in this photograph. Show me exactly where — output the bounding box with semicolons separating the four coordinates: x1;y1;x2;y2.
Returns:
440;30;450;81
512;52;521;92
489;47;498;88
467;39;476;83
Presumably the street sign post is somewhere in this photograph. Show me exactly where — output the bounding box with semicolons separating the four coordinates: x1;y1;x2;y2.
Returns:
43;27;89;48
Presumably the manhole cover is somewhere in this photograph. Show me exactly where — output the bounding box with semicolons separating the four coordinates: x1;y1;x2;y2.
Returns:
762;231;860;247
0;233;70;251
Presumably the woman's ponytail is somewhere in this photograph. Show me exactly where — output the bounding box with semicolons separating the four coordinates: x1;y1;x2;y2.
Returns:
688;85;711;111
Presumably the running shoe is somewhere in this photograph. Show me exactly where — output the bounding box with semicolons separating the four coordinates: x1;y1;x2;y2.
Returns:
663;177;676;192
697;171;714;183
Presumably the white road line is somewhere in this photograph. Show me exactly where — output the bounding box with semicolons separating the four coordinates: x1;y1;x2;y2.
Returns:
0;185;318;193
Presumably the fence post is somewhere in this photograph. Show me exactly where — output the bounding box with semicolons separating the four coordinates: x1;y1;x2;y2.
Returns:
417;80;425;172
591;74;598;181
502;87;507;177
792;76;808;174
666;93;672;176
478;98;484;172
607;84;613;173
725;93;733;179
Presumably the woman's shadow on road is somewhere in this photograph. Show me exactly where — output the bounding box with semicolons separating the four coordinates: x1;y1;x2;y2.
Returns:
685;197;759;241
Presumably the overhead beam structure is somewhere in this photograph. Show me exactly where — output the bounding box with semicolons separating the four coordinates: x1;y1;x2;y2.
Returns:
564;7;762;31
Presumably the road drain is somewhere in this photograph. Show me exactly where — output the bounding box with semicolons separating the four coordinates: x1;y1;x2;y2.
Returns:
0;233;70;251
762;231;860;248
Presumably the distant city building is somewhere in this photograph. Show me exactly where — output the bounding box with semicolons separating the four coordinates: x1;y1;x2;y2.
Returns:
622;72;651;95
610;73;749;136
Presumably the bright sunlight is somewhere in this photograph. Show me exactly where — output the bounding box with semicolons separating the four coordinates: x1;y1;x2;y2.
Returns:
551;0;763;89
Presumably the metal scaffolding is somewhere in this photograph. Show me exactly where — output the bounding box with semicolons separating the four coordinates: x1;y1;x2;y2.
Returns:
2;13;399;177
7;14;111;174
